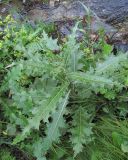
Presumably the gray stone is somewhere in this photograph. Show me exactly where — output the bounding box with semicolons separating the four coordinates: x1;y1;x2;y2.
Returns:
86;0;128;24
0;0;127;46
28;1;117;35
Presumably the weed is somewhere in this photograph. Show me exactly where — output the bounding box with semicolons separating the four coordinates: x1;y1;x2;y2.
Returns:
0;15;128;160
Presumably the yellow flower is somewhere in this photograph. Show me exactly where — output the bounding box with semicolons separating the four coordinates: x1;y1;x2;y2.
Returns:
3;35;8;40
84;48;90;54
0;21;3;25
10;17;15;23
125;78;128;86
4;15;11;22
4;28;9;33
0;42;2;49
3;131;7;135
6;33;11;38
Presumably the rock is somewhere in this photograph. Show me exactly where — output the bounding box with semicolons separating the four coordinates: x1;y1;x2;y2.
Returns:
1;8;6;13
28;2;87;22
84;0;128;44
86;0;128;25
28;0;128;28
59;24;71;36
1;0;127;50
115;43;128;53
28;1;117;35
0;0;23;16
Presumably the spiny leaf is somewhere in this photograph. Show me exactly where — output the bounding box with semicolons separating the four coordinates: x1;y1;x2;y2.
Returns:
70;107;94;157
95;53;128;75
33;91;70;159
42;90;70;152
69;72;117;87
62;22;83;72
13;83;69;144
33;138;47;160
42;31;60;51
27;31;60;54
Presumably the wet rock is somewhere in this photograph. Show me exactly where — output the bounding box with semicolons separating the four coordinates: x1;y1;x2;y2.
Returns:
1;7;6;13
0;0;23;16
28;1;117;35
28;0;128;43
59;24;71;36
85;0;128;44
115;43;128;52
28;0;128;28
87;0;128;25
28;2;86;22
1;0;127;49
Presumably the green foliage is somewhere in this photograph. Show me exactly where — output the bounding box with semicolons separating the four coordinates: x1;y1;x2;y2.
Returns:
70;107;94;157
0;15;128;160
0;15;56;67
33;91;70;159
0;149;16;160
89;117;128;160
